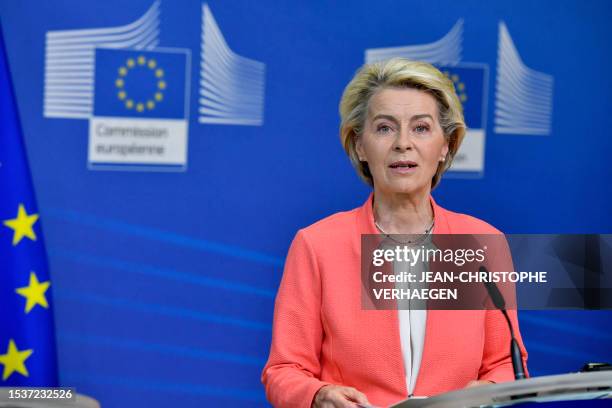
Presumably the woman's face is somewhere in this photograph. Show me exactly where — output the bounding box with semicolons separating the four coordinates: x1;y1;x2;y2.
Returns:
356;87;449;197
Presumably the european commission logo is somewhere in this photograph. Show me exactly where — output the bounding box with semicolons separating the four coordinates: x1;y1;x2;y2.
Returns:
89;48;190;170
43;1;265;172
43;0;191;171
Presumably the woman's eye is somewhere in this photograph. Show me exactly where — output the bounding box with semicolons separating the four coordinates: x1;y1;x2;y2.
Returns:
415;124;430;133
377;125;393;133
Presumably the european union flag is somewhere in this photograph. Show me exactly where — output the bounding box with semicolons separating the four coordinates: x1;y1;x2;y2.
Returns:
93;48;188;119
0;23;59;385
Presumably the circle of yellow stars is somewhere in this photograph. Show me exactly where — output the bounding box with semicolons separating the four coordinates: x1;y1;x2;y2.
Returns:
1;204;51;381
115;55;166;113
443;70;468;103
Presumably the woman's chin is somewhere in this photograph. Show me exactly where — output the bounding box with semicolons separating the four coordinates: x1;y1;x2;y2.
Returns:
378;181;428;196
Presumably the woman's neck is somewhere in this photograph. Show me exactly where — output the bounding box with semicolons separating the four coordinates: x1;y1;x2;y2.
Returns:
372;188;434;235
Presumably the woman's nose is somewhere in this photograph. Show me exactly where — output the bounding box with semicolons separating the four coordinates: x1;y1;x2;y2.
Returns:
393;128;414;151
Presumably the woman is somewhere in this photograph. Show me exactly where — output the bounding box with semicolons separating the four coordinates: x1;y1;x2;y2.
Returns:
261;58;528;408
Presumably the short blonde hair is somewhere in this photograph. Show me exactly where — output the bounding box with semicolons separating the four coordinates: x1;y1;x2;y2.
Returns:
339;58;466;189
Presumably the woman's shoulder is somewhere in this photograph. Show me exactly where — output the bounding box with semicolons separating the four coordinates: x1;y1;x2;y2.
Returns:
297;206;361;244
440;206;504;235
302;207;360;234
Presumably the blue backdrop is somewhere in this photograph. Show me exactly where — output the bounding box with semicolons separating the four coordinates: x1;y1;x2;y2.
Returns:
0;0;611;406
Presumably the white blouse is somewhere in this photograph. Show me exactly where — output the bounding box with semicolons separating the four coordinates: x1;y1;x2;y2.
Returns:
393;238;434;395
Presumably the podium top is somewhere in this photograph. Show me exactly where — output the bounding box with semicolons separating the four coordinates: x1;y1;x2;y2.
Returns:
390;371;612;408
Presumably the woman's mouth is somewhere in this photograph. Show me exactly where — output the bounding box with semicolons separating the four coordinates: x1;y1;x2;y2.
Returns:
389;160;418;174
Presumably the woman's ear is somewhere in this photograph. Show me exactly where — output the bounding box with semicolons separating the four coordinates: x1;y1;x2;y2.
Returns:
355;133;366;162
440;139;449;161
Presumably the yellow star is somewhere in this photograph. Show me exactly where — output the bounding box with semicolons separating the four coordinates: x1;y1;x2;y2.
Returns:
0;339;33;380
3;204;38;246
15;272;51;313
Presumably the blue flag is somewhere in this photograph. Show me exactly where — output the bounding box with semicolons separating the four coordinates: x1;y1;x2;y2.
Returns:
93;48;188;119
0;23;59;386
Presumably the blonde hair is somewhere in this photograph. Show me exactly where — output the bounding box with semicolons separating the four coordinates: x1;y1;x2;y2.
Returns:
339;58;466;188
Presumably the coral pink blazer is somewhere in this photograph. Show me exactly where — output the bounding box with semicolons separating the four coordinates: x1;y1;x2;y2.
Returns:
261;194;528;407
